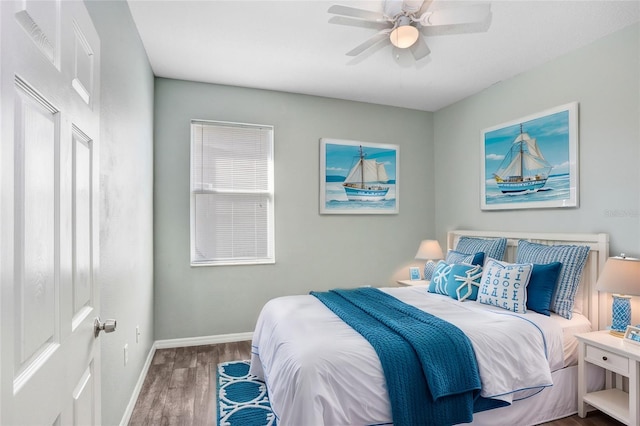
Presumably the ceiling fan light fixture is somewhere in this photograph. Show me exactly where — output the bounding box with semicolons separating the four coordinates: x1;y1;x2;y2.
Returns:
389;16;419;49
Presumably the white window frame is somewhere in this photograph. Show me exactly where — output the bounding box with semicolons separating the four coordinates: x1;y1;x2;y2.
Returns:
190;119;275;266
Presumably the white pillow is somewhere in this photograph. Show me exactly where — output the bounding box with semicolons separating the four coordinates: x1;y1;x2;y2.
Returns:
477;259;533;314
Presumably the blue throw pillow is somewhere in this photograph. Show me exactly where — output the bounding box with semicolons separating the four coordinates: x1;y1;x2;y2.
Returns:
446;264;483;301
429;261;452;295
527;262;562;316
456;237;507;261
478;259;533;314
445;250;485;266
516;240;590;319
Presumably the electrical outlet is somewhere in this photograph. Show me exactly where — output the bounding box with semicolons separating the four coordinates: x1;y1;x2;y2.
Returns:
124;344;128;366
136;325;140;344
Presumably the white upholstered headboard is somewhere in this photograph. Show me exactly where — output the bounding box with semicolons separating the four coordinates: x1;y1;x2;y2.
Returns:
446;230;610;331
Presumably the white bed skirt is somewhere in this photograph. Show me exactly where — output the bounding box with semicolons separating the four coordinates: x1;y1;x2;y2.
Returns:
470;363;604;425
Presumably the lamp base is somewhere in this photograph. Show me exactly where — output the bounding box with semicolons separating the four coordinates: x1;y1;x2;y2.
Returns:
609;294;632;337
609;329;626;338
423;260;437;281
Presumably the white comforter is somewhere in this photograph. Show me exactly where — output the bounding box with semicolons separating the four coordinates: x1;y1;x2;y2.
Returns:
249;286;565;426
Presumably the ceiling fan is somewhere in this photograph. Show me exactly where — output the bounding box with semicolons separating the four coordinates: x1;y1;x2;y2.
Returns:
328;0;492;61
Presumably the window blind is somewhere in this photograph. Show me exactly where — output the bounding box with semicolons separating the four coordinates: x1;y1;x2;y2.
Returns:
191;120;274;265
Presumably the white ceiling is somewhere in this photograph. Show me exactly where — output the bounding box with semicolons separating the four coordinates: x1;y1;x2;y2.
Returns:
127;0;639;112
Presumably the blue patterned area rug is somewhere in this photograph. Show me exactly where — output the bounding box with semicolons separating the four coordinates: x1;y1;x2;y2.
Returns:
216;360;277;426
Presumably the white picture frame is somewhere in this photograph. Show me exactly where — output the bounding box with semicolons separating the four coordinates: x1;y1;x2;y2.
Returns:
320;138;399;214
480;102;579;210
409;267;421;281
624;325;640;345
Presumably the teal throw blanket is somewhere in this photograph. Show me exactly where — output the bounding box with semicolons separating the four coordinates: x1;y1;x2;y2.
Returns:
311;287;491;426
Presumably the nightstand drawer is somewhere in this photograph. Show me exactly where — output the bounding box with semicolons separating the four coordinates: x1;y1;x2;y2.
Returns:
585;345;629;375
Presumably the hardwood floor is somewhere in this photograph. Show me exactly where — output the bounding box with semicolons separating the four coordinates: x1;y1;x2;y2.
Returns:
128;341;252;426
128;341;622;426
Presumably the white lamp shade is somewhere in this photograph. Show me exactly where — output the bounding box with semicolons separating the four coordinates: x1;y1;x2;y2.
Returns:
415;240;443;260
596;256;640;296
389;22;419;49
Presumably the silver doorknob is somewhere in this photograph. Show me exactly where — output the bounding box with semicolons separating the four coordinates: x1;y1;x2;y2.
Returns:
94;317;117;338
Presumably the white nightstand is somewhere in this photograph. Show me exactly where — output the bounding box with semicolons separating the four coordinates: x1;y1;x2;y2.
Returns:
397;279;430;287
576;330;640;425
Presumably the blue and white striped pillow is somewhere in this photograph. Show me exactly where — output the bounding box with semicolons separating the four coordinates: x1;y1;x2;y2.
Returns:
456;237;507;261
445;250;485;266
516;240;590;319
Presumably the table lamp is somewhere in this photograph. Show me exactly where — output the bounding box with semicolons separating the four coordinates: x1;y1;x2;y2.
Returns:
415;240;444;280
595;254;640;336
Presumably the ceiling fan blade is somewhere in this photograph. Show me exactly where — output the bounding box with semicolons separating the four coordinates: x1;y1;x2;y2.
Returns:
415;0;434;17
410;36;431;60
423;4;491;26
402;0;424;14
420;13;492;37
328;16;390;31
328;5;387;22
346;30;391;56
348;38;391;65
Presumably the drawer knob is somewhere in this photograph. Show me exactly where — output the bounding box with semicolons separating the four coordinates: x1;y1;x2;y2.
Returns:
602;356;608;361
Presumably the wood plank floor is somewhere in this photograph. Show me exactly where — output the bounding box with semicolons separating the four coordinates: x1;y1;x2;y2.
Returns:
128;341;622;426
128;341;252;426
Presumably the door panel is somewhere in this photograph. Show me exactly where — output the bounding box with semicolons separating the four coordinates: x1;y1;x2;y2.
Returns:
1;1;101;424
13;77;59;389
14;0;59;67
71;22;94;105
72;128;93;323
72;364;95;425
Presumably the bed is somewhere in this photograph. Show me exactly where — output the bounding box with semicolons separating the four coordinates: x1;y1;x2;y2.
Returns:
250;230;611;425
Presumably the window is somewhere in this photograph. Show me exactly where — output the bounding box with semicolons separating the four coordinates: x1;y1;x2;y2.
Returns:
190;120;274;266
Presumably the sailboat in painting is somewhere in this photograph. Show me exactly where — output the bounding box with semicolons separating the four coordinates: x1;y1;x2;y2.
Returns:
342;145;389;201
493;124;553;194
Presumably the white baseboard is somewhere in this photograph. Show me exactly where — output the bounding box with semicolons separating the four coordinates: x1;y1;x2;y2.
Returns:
118;331;253;425
154;331;254;349
119;343;156;426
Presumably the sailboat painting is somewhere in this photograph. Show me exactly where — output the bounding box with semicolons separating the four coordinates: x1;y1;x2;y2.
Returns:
320;139;398;214
481;102;579;210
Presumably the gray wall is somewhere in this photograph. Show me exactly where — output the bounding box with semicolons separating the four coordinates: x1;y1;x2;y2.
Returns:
154;79;434;340
153;24;640;341
434;23;640;258
85;1;155;425
80;5;638;422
